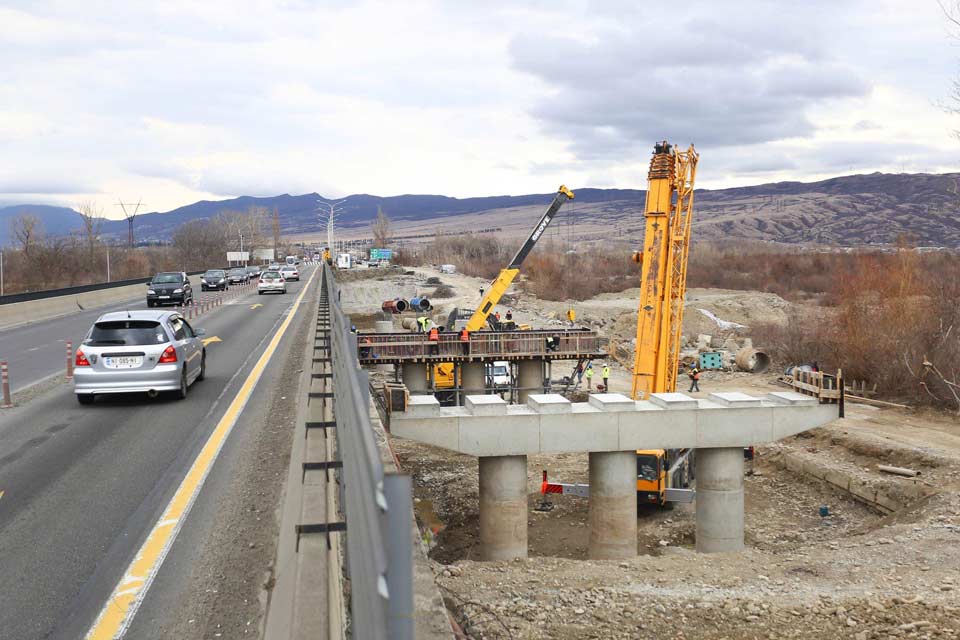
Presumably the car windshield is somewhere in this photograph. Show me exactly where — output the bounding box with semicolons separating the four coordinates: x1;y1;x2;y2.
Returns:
281;266;294;271
636;455;659;482
246;266;258;271
262;271;281;279
203;270;224;278
493;365;508;376
86;320;166;346
229;268;246;275
152;273;181;283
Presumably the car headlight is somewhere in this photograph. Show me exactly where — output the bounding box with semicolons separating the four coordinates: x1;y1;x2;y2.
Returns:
218;278;225;283
174;288;183;294
147;289;156;294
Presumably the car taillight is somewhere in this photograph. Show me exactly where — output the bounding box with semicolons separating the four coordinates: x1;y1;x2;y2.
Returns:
158;345;178;363
279;278;285;283
75;349;90;366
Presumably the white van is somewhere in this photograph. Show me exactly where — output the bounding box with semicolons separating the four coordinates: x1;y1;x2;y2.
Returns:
336;253;353;269
439;264;456;274
487;360;511;392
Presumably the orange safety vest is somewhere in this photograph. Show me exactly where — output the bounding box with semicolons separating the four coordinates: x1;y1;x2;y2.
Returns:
428;328;439;341
459;329;469;342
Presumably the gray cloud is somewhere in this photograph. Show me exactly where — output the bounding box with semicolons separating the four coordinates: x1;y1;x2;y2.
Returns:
509;7;869;158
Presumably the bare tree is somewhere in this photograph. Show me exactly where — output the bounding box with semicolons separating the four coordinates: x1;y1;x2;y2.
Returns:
11;214;42;260
371;206;392;248
77;201;103;269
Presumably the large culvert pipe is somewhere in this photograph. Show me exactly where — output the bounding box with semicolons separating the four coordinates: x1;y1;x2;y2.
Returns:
409;296;432;312
381;298;409;314
401;317;419;331
735;347;771;373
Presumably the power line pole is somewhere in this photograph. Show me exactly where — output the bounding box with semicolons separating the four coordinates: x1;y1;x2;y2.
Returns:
117;198;145;247
272;207;280;260
317;199;346;256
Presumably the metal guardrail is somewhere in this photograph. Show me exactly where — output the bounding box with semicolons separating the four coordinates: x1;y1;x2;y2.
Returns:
0;270;206;305
322;263;414;639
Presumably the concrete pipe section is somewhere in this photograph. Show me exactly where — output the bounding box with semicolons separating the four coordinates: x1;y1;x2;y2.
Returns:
588;451;638;559
695;447;745;553
409;296;431;311
400;317;419;331
381;298;409;314
479;455;528;560
735;347;770;373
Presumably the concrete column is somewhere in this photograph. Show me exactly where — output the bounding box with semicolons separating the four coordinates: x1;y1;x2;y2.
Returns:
375;320;393;373
461;362;486;399
401;362;428;392
695;447;745;553
588;451;638;559
479;455;528;560
516;359;543;404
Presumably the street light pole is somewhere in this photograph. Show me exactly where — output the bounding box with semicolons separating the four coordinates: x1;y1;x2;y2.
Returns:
239;232;245;265
317;199;345;257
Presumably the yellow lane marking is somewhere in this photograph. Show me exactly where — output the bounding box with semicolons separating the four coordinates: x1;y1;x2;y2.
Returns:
86;268;317;640
250;303;263;309
200;336;222;346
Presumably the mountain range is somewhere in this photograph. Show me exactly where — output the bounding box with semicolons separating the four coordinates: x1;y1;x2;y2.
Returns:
2;171;959;247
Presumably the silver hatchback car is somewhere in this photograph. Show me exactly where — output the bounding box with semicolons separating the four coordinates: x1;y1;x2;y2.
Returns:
73;310;207;404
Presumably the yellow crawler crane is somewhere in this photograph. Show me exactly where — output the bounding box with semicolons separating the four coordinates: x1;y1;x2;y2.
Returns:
631;141;699;400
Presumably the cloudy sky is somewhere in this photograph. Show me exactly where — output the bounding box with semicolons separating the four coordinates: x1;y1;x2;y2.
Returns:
2;0;959;216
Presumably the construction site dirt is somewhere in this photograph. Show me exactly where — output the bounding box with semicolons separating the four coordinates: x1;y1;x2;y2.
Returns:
348;266;960;640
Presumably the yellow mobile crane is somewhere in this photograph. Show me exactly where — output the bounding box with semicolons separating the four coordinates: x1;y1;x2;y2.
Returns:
632;141;699;506
460;185;574;332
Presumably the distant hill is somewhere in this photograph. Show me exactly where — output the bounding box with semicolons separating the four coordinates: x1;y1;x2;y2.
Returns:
4;172;960;247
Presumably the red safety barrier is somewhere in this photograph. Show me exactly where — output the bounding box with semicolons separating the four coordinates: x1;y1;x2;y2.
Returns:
1;361;11;408
66;340;74;380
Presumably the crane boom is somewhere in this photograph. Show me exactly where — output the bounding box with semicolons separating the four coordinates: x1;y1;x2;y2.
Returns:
465;185;574;332
631;141;699;399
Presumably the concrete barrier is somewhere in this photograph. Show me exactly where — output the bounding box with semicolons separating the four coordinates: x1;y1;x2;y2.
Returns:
0;283;147;331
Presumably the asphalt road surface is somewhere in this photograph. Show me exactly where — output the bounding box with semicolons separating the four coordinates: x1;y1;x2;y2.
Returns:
0;287;240;394
0;268;314;639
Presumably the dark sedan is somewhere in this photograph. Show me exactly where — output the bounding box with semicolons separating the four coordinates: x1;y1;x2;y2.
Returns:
146;272;193;307
200;269;229;291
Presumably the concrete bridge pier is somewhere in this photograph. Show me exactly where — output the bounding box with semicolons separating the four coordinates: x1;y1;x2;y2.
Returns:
401;362;428;393
461;362;486;400
374;320;393;374
588;451;638;559
695;447;745;553
517;360;543;404
479;455;528;560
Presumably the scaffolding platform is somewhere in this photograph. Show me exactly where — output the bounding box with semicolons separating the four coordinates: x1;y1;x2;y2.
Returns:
356;328;605;365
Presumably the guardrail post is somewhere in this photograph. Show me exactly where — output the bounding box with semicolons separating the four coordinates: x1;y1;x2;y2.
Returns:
66;340;74;380
1;361;12;408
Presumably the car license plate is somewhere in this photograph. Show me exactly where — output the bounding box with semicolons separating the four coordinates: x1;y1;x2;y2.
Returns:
104;356;142;369
159;295;170;299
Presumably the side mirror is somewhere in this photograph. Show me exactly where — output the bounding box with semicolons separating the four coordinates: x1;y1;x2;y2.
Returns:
146;281;152;286
195;327;207;336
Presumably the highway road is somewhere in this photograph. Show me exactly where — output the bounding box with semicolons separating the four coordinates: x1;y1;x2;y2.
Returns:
0;268;316;639
0;287;235;394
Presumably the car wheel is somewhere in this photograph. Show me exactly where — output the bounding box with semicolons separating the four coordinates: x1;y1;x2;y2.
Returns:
77;393;95;405
258;290;263;295
147;300;154;308
176;367;188;399
197;350;206;381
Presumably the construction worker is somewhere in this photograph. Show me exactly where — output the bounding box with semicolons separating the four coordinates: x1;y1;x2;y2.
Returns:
350;325;357;334
584;364;594;391
416;316;427;333
494;311;501;323
551;332;561;352
505;310;513;322
428;325;440;355
360;335;372;358
479;287;485;297
423;316;433;332
688;366;701;393
459;327;470;355
575;362;584;384
602;363;611;392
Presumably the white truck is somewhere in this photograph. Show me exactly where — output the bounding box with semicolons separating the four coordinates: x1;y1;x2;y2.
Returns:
336;253;353;269
439;264;456;274
486;361;511;395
